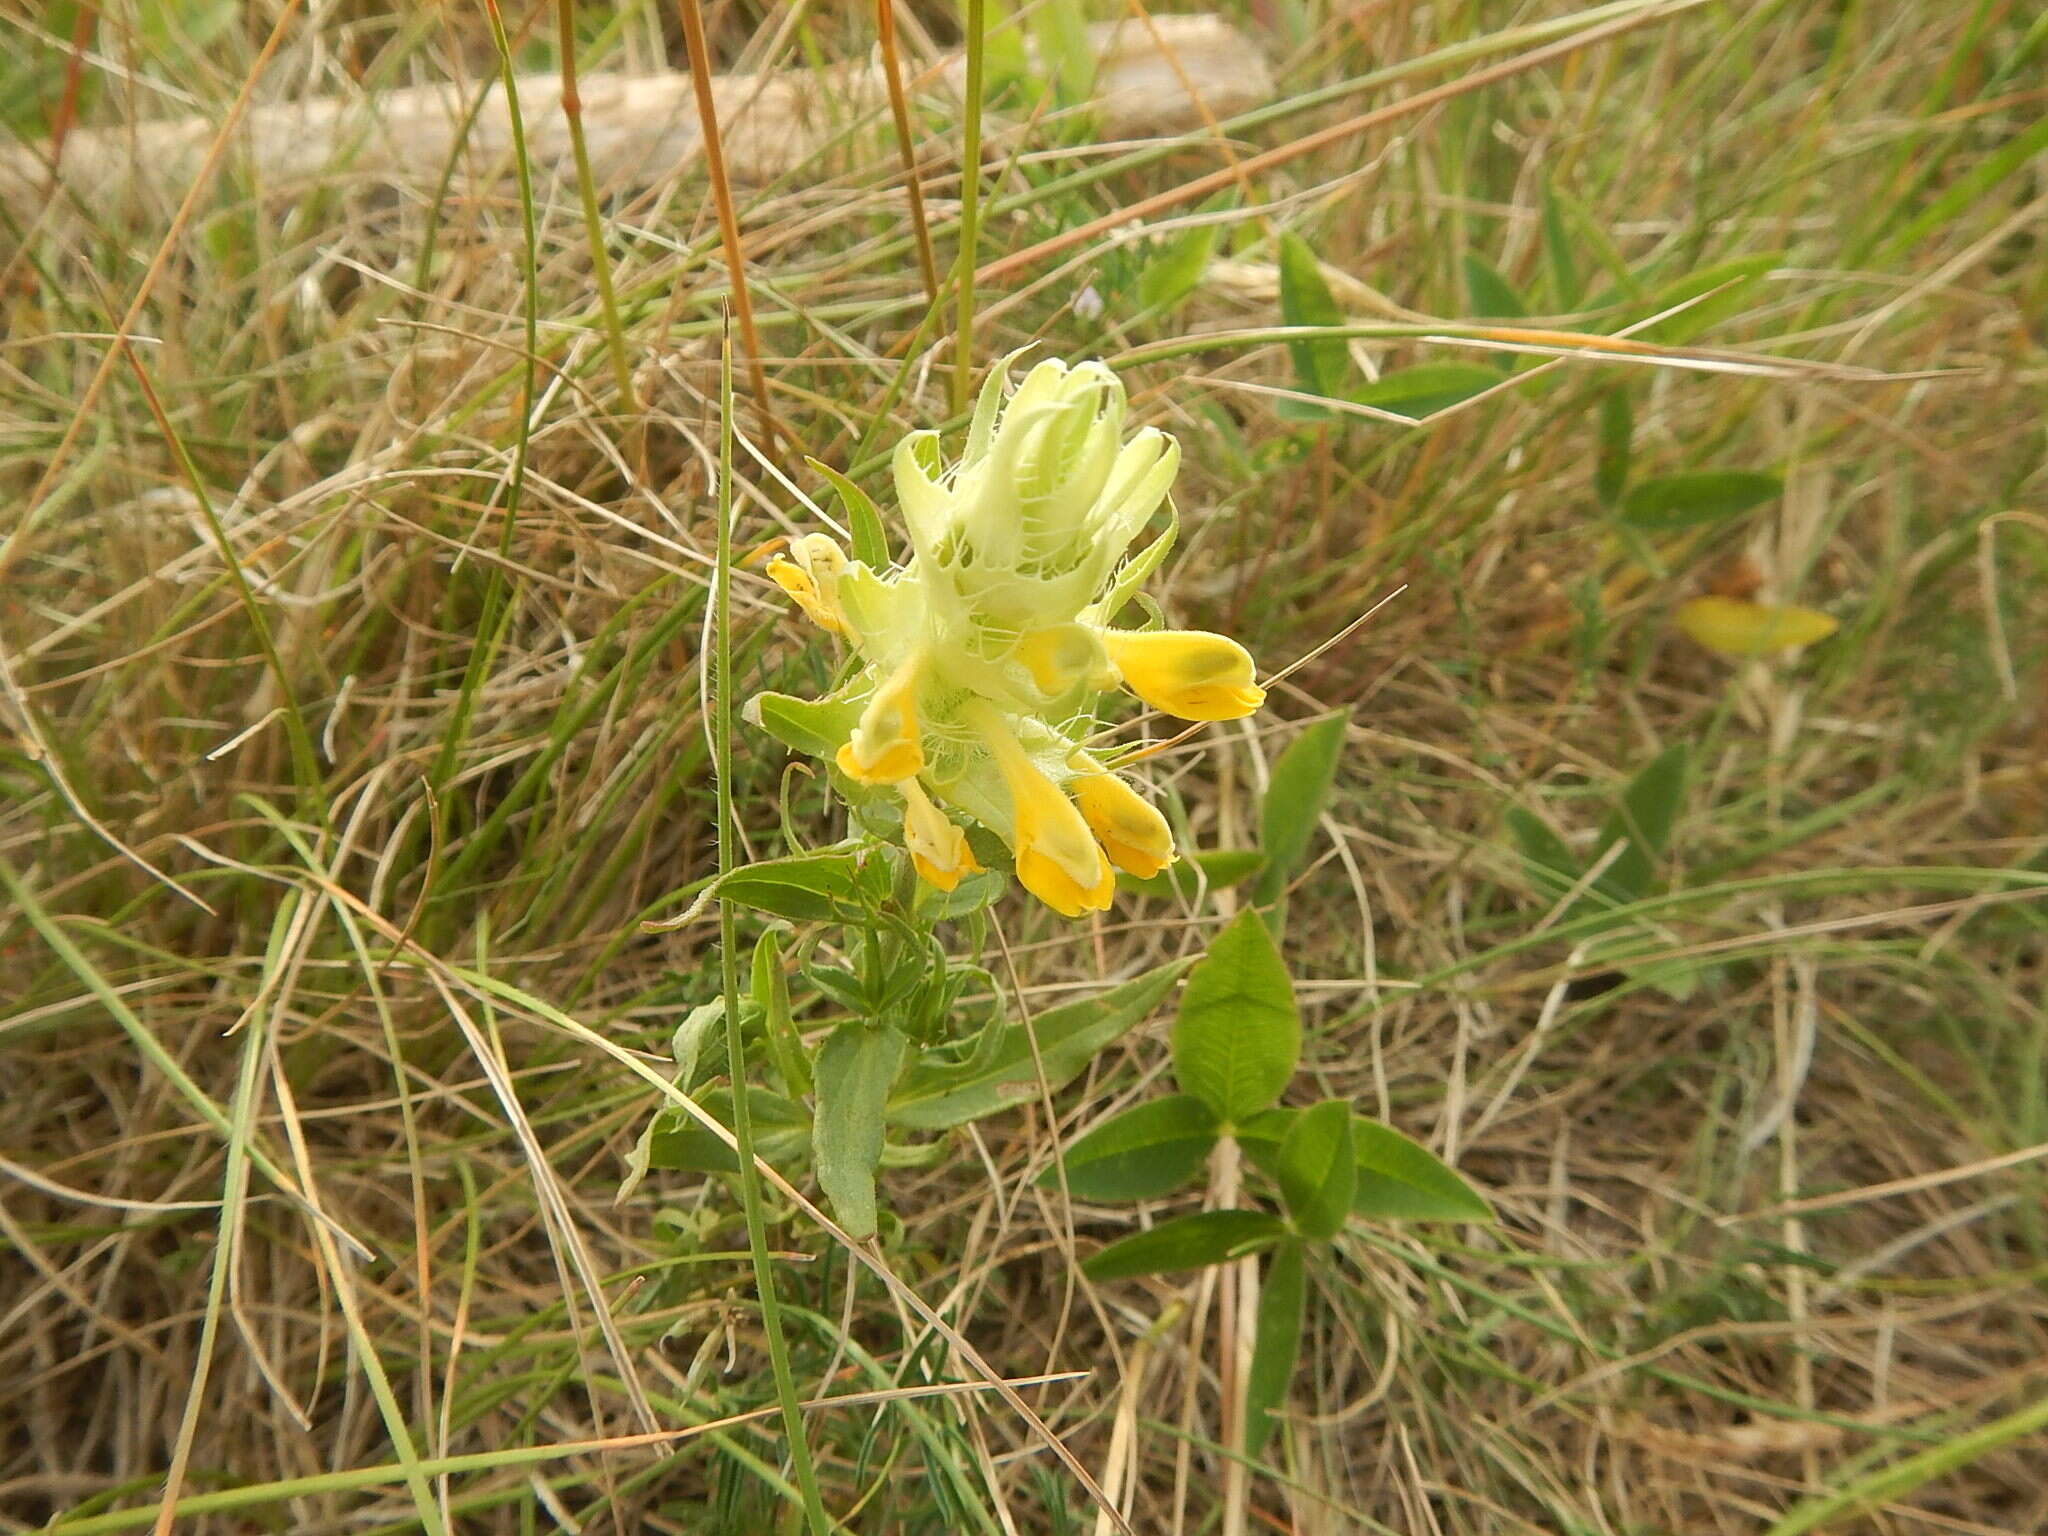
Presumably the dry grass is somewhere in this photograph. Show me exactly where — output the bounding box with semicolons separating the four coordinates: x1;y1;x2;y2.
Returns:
3;2;2046;1533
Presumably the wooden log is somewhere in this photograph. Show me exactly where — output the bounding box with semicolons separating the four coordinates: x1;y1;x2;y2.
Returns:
1;14;1271;214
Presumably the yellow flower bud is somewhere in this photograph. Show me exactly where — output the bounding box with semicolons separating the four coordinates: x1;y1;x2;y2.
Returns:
1675;596;1838;657
1070;767;1175;879
836;654;925;784
1100;628;1266;721
899;779;981;892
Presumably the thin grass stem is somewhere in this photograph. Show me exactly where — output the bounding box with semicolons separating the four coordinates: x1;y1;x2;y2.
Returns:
951;0;985;416
557;0;641;414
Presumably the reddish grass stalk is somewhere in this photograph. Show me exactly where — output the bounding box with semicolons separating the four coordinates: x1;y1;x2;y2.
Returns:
675;0;786;455
876;0;941;303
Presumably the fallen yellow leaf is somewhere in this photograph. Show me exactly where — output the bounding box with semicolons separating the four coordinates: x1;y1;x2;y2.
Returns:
1675;596;1839;657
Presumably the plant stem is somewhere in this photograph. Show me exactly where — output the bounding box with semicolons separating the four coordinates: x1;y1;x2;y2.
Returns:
713;330;832;1536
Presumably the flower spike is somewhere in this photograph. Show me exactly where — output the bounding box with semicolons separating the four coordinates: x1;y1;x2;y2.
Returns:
752;357;1268;917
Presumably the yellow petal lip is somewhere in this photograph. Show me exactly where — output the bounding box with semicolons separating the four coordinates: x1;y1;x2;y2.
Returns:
1100;628;1266;721
969;703;1116;917
837;655;925;784
1017;844;1116;917
900;780;982;893
836;737;925;785
1070;769;1175;880
767;553;846;637
1675;596;1839;657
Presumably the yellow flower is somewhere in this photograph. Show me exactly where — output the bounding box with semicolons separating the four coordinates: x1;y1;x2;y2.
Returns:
1675;596;1838;657
899;778;981;892
836;654;925;784
751;357;1271;919
1100;628;1266;721
766;534;850;637
972;706;1114;917
1070;767;1175;879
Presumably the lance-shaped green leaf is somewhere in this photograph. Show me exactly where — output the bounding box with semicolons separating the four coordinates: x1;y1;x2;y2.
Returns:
625;1088;810;1181
1049;1094;1220;1202
806;457;890;569
1254;711;1348;905
1240;1110;1493;1223
889;959;1190;1131
1244;1238;1306;1456
1082;1209;1288;1281
1595;387;1632;507
713;848;874;924
1463;252;1526;320
1121;847;1265;902
1139;197;1232;314
1171;910;1299;1124
745;690;862;759
1350;1117;1493;1222
1352;363;1502;421
1590;742;1689;904
1620;471;1782;532
1277;232;1351;405
813;1023;907;1240
1276;1099;1355;1240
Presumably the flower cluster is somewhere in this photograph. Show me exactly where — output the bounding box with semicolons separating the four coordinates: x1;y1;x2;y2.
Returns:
758;358;1264;917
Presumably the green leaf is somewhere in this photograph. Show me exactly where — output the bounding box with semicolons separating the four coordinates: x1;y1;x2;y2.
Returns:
1591;743;1689;904
1541;178;1582;309
1352;363;1502;420
1351;1117;1493;1222
714;848;872;923
1462;252;1526;320
1277;1099;1355;1240
1082;1209;1287;1281
812;1023;906;1240
917;867;1005;920
1232;1105;1295;1181
1244;1239;1306;1456
1172;910;1299;1123
668;1000;724;1093
1595;387;1632;507
1025;0;1095;107
1620;471;1782;532
1138;206;1229;315
1627;252;1780;345
1505;806;1582;903
806;458;889;569
745;690;860;759
1121;847;1266;902
1050;1094;1220;1202
1277;231;1351;402
751;931;811;1097
1254;711;1348;905
631;1088;810;1179
889;959;1191;1131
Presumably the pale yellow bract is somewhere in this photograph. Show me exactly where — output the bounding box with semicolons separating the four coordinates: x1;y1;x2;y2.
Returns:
763;356;1265;917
